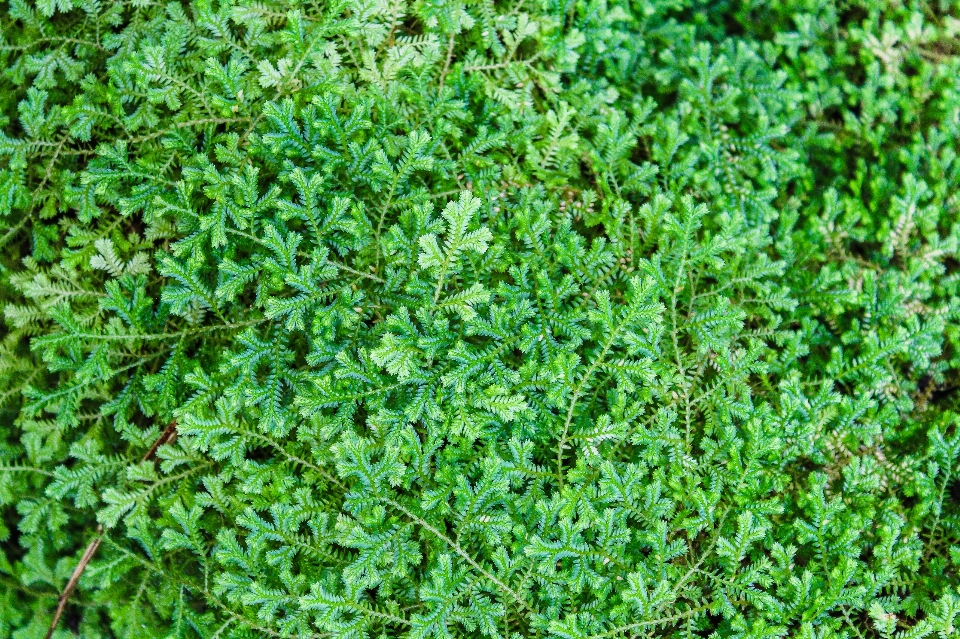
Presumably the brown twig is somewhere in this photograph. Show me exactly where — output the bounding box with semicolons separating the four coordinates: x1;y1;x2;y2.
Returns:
43;530;102;639
140;420;178;463
44;420;178;639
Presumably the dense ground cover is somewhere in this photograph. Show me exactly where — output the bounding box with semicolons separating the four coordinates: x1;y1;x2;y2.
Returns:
1;0;959;637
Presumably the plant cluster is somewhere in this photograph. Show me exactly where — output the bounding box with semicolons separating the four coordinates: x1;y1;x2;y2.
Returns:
1;0;959;638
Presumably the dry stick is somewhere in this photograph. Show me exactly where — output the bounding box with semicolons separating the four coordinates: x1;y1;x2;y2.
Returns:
140;420;179;462
44;420;178;639
43;532;102;639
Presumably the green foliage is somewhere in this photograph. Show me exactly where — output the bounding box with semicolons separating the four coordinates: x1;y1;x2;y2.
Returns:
1;0;959;637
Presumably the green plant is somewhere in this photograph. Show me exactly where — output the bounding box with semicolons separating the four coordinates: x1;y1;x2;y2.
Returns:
0;0;959;638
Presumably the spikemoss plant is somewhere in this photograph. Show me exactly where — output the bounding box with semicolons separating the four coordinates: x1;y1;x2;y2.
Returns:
1;0;959;638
